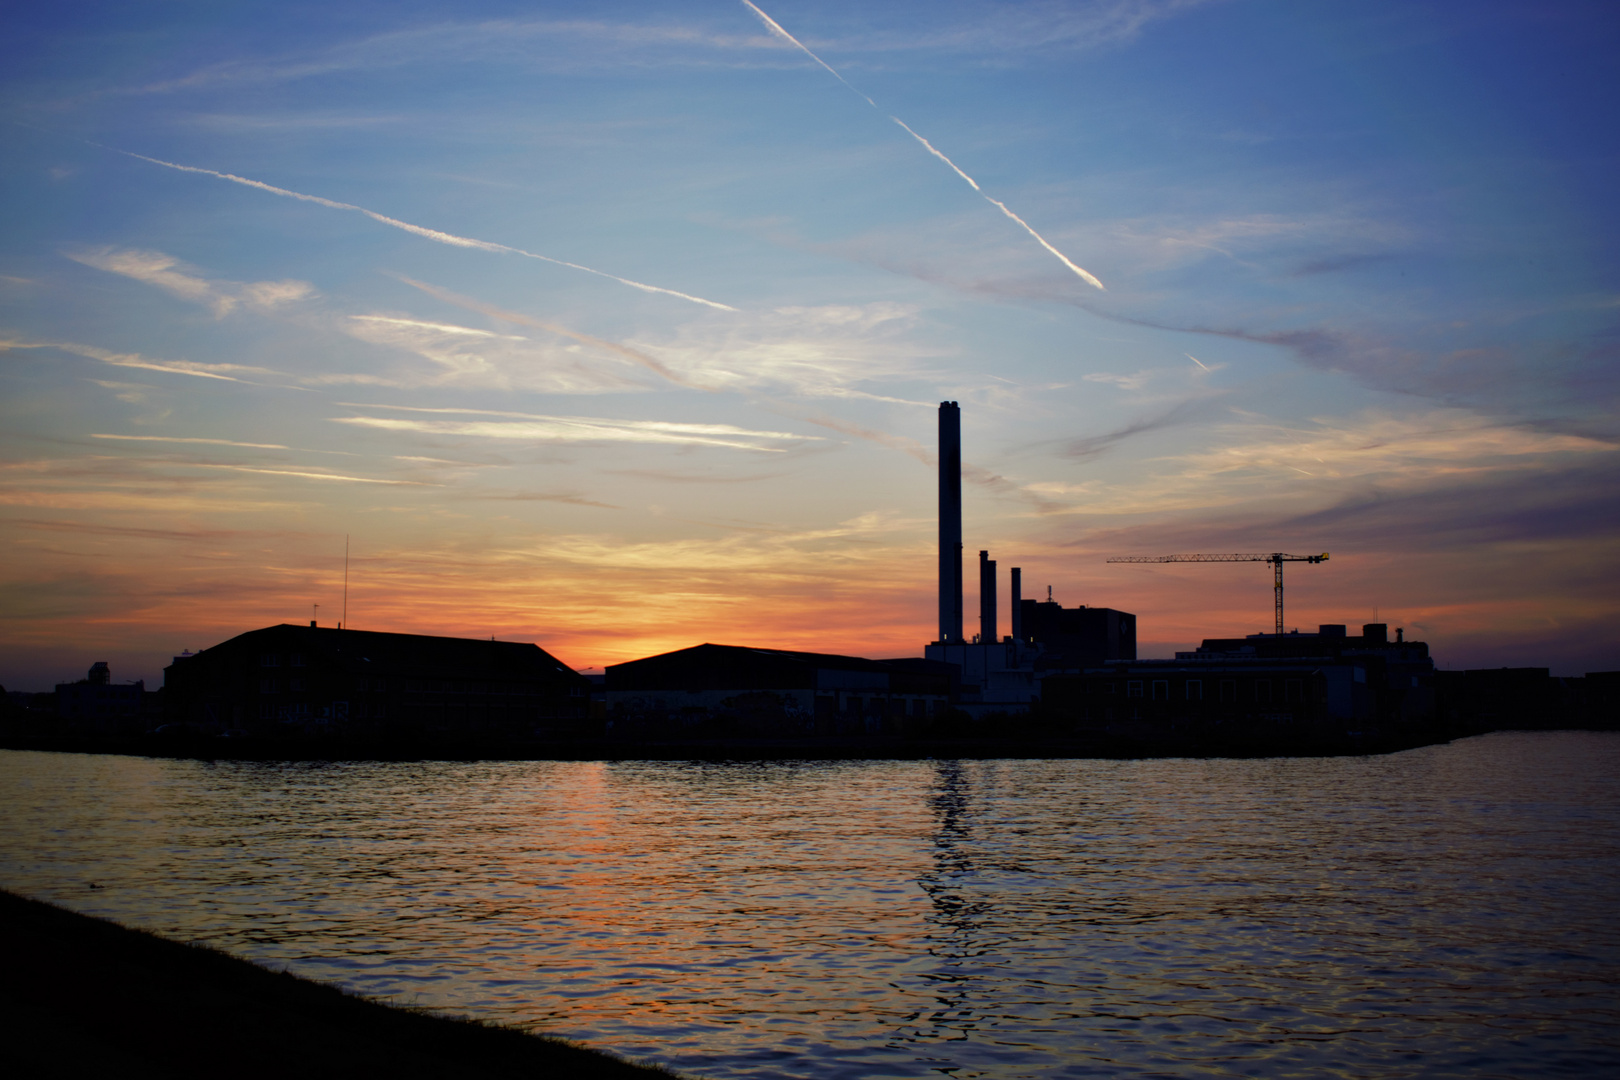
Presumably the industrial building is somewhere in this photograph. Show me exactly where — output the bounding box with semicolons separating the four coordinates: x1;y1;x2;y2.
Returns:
604;644;952;737
164;623;590;739
1041;623;1436;730
923;401;1136;715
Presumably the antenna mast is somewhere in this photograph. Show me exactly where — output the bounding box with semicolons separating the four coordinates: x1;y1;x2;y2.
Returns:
342;535;349;630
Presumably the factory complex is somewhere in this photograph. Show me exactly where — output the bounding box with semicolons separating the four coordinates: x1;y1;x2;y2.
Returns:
7;403;1614;747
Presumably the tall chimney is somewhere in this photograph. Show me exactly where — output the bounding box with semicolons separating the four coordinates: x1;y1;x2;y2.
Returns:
1010;567;1022;642
979;550;997;644
938;402;963;643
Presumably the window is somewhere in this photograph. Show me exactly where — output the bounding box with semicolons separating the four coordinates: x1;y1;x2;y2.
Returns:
289;654;305;667
1127;681;1144;698
1186;679;1203;701
260;653;280;667
259;678;278;694
1255;680;1273;705
259;702;275;719
1220;680;1237;703
1151;680;1169;700
1101;681;1116;694
288;677;305;692
354;678;368;693
1285;679;1303;703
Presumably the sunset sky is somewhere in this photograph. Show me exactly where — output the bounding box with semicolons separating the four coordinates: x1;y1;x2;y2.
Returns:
3;0;1617;687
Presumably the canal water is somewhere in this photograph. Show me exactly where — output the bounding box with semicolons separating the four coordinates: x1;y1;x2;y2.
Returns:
2;731;1617;1078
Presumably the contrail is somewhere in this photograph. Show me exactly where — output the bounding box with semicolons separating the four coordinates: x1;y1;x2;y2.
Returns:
739;1;1105;292
392;274;710;391
983;197;1105;291
888;116;979;191
105;146;737;311
1186;353;1211;371
741;0;875;106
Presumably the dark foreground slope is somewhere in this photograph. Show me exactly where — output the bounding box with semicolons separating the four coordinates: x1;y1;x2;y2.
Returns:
0;889;681;1079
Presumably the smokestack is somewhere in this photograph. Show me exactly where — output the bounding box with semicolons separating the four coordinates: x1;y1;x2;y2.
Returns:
938;402;963;643
979;550;997;644
1010;567;1022;642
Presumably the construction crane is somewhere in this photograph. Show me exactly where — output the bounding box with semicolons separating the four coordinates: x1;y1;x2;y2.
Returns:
1106;552;1329;635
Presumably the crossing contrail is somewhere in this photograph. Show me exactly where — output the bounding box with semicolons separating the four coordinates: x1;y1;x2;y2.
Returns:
106;146;738;311
739;1;1105;291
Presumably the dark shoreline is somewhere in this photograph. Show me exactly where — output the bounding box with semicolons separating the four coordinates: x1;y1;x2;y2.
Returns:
0;726;1485;762
0;888;681;1079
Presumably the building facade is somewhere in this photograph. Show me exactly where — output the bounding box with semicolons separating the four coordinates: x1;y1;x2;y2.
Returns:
605;644;953;737
165;623;591;740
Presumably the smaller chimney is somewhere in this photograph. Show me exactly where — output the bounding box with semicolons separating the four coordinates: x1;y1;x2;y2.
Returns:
979;550;997;645
310;620;317;628
1010;567;1023;642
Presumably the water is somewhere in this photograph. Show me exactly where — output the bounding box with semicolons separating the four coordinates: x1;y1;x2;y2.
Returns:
2;732;1617;1078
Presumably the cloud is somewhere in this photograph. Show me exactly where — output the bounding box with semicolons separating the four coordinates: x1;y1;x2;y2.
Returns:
90;434;289;450
466;491;620;509
1064;396;1223;459
183;463;431;485
651;302;935;398
388;276;699;389
1031;407;1619;520
105;147;736;310
1;337;290;384
331;404;819;452
65;247;314;316
1082;370;1156;391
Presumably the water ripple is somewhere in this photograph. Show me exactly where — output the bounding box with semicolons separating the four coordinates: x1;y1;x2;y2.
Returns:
2;733;1618;1078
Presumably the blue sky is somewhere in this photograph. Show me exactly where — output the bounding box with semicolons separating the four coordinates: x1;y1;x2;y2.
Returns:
2;0;1617;685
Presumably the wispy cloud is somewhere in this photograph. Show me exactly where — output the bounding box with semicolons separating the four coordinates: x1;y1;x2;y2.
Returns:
2;337;292;385
90;434;289;449
332;404;817;452
390;276;702;389
101;146;736;310
184;463;431;485
65;247;314;316
1064;396;1223;459
651;302;933;398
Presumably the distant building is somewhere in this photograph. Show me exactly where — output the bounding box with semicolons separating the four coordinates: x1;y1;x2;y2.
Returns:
164;623;590;739
1042;622;1436;731
605;643;953;737
924;600;1137;716
56;662;145;731
1018;600;1137;668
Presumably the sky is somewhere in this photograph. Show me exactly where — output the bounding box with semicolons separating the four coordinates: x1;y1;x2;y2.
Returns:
2;0;1617;688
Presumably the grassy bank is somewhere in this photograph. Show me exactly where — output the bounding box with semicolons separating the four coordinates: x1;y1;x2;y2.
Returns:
0;889;683;1079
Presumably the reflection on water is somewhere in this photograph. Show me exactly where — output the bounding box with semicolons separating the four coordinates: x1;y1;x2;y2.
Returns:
2;733;1618;1078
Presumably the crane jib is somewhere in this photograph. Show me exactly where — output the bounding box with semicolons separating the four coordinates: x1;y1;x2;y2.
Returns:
1104;552;1330;634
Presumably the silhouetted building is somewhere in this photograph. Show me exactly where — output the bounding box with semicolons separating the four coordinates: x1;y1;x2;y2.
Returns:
605;644;952;737
165;623;590;739
56;662;145;731
1042;621;1437;732
1433;666;1600;729
1017;600;1137;669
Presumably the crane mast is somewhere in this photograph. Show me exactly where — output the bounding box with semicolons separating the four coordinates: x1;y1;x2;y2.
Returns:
1106;552;1329;635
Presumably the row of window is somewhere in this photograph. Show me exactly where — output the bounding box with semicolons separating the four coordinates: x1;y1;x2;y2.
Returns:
1109;678;1316;704
259;653;306;668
